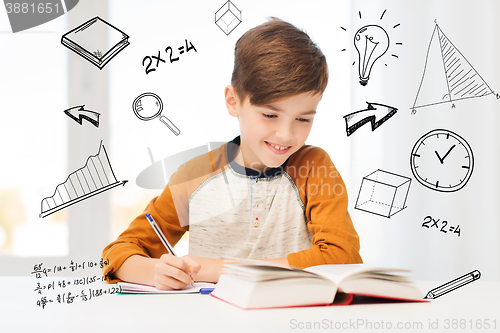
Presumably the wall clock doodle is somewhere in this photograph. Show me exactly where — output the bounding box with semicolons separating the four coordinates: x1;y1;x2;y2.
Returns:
410;129;474;192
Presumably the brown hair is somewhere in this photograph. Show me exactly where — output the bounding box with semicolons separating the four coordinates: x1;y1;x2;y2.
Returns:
231;18;328;105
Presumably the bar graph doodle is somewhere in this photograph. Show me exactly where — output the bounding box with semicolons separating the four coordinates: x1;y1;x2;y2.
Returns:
40;141;127;218
411;22;495;114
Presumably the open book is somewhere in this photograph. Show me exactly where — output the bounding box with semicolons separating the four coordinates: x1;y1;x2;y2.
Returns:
211;263;425;309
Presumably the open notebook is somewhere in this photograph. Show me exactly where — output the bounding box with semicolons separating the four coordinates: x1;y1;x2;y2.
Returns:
117;281;215;294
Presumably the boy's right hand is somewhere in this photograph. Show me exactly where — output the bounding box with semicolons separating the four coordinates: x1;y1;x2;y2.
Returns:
153;254;201;290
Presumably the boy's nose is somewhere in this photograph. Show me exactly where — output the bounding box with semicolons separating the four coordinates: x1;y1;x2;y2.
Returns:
275;124;293;142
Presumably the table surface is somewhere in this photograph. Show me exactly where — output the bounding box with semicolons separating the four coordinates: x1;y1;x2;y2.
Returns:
1;276;499;333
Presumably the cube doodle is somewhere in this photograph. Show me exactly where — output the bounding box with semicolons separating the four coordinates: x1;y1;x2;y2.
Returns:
355;169;411;218
215;1;242;35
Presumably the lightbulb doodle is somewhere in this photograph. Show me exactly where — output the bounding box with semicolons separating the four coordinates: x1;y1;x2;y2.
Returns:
341;10;402;86
411;21;498;114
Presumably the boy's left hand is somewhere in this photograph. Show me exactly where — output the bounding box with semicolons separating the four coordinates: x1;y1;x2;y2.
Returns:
183;255;224;283
183;256;289;283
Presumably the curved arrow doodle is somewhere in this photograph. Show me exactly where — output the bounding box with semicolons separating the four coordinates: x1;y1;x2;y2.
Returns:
64;105;100;127
343;102;398;136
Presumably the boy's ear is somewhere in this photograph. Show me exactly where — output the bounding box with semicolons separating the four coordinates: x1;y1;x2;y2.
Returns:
224;85;240;117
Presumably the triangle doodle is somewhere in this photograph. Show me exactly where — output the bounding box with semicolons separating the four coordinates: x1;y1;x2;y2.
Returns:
411;24;494;113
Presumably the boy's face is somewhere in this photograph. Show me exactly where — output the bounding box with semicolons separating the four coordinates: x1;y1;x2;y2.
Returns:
225;87;321;172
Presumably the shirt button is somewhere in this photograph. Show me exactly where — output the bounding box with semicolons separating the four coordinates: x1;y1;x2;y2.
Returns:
253;218;260;227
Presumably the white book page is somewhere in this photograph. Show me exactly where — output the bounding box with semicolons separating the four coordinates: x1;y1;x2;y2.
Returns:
305;264;412;285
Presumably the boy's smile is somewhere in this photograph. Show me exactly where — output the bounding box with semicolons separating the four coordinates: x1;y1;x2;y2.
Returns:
225;87;322;172
265;141;292;154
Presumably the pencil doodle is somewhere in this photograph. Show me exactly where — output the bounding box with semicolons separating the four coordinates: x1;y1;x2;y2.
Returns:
64;105;100;128
354;169;411;218
341;9;402;86
132;93;181;136
40;141;127;218
343;102;397;136
410;129;474;192
411;22;496;114
142;39;197;75
421;215;461;237
424;270;481;299
215;0;242;35
61;16;130;70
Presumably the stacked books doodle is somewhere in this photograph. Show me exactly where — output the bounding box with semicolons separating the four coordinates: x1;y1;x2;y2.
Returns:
40;142;127;218
61;16;130;69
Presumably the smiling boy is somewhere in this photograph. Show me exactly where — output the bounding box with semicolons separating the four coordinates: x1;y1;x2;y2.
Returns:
102;18;362;290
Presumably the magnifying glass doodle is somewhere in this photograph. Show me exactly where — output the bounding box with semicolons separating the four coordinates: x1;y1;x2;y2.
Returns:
132;92;181;136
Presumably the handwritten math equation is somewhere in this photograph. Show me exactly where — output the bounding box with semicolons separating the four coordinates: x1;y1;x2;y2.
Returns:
31;258;109;278
36;286;120;309
34;275;106;294
32;258;114;309
142;39;197;75
422;215;461;237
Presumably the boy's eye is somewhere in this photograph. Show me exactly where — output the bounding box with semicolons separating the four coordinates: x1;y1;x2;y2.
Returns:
262;113;311;123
